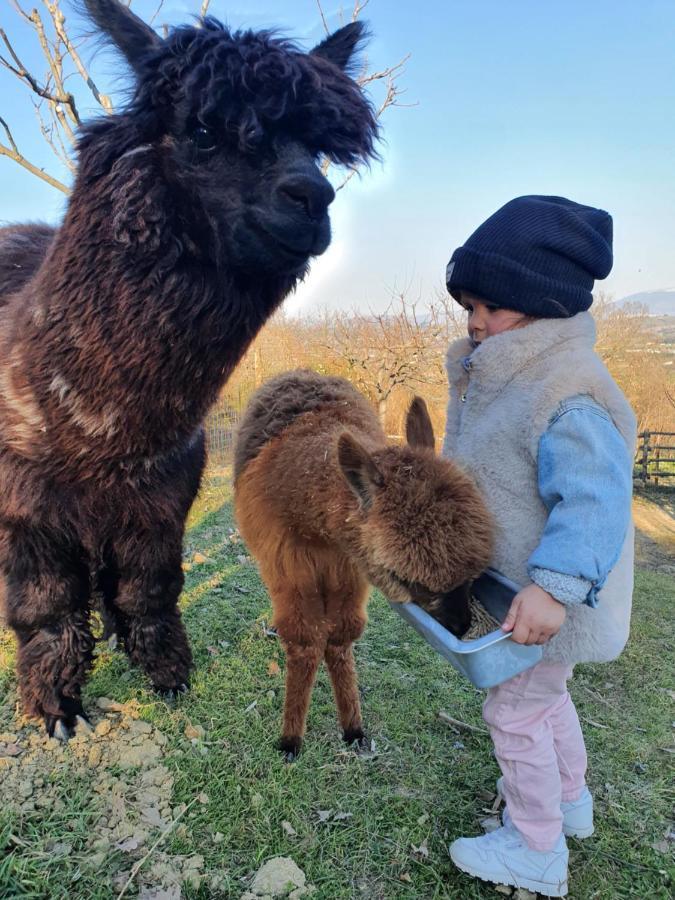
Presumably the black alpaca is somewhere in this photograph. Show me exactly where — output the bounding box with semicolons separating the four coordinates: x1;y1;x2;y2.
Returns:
0;0;377;739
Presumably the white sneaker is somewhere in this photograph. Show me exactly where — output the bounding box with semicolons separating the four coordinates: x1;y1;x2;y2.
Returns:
497;776;594;839
449;822;569;896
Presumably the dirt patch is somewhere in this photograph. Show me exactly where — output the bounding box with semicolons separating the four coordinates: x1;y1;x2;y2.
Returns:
633;493;675;574
0;699;216;897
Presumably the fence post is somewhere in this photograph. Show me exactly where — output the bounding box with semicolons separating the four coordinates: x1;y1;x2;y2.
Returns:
641;431;650;484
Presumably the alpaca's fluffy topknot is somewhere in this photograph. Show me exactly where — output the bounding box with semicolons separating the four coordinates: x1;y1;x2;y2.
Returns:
129;19;379;167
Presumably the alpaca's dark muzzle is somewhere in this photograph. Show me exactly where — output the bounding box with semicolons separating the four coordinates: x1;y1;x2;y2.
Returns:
276;172;335;221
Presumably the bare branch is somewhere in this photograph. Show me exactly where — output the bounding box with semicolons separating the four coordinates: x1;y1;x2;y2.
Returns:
315;1;330;36
43;0;113;113
0;27;67;105
200;0;212;17
32;96;75;171
352;1;371;21
26;7;80;127
0;115;69;193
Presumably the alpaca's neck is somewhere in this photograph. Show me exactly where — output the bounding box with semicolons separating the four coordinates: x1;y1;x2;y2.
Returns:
19;184;288;463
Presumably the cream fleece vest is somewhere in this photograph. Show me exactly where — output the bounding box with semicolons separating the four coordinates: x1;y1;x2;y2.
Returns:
442;312;637;665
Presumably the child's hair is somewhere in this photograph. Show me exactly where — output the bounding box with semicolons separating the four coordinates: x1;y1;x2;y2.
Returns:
446;195;613;319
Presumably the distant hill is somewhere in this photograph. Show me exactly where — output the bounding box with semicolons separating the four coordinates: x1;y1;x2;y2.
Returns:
615;289;675;316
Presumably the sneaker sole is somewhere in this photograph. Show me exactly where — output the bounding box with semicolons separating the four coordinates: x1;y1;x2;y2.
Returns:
564;823;594;839
449;849;569;897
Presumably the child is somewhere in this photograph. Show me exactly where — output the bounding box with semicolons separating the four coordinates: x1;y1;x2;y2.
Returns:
442;196;636;897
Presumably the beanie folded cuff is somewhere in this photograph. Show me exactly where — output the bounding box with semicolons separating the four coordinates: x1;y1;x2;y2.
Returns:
447;246;594;319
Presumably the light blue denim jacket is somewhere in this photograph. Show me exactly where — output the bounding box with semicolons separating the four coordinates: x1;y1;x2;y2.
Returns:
527;394;633;607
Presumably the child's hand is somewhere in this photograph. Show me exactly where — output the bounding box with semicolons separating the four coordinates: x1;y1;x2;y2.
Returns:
501;583;566;645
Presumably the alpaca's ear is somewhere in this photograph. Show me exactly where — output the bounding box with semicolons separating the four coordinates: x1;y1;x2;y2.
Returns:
406;397;435;451
311;21;367;71
337;432;384;510
83;0;161;74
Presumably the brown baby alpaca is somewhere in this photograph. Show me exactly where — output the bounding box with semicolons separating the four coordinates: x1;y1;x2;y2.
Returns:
234;370;493;758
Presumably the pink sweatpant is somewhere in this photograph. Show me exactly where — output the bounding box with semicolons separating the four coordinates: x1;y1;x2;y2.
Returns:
483;661;587;852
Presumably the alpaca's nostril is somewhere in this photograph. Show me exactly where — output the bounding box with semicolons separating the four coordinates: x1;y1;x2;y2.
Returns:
277;174;336;220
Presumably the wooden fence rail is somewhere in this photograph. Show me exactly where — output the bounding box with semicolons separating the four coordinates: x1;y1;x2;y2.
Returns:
635;431;675;485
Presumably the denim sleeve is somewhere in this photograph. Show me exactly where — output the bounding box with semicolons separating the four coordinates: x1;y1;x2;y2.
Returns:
527;399;633;608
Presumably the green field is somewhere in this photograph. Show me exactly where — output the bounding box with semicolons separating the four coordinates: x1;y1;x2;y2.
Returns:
1;476;673;899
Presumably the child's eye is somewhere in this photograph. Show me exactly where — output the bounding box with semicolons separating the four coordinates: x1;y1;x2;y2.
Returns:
465;304;473;313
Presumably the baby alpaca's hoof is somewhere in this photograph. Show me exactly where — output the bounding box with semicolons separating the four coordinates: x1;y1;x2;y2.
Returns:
277;735;302;762
342;727;367;749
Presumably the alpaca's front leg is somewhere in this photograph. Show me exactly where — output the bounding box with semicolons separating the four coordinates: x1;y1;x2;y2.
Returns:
113;532;192;694
2;526;94;738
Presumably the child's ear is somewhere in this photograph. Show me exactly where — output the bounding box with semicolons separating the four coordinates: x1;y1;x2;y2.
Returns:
406;397;435;450
337;432;384;510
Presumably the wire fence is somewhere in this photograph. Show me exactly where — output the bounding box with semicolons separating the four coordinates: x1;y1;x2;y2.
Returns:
204;396;241;469
205;393;675;491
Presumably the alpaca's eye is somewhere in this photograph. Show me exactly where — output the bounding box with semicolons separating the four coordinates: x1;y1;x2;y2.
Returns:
191;126;217;153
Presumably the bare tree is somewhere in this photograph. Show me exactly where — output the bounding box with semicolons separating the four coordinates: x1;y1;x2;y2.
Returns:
323;287;464;429
316;0;409;190
593;293;675;433
1;0;406;195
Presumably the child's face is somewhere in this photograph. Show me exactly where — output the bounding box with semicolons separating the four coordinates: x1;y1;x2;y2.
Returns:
460;292;532;344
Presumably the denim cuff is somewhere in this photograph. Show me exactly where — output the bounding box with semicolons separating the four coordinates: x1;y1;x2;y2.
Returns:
529;567;593;605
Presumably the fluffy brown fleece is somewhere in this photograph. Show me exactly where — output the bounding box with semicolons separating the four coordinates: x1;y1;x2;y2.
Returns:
234;370;493;758
0;0;377;740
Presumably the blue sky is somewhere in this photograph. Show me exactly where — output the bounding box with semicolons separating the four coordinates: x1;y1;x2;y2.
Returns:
1;0;674;313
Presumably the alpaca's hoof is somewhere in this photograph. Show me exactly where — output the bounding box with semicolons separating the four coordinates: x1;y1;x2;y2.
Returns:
155;682;189;703
342;727;368;750
45;706;91;741
277;735;302;762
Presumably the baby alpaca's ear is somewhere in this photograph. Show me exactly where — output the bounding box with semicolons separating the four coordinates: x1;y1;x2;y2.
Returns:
337;432;384;510
406;397;435;450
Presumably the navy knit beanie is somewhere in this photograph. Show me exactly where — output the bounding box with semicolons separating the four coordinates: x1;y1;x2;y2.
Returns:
445;195;613;318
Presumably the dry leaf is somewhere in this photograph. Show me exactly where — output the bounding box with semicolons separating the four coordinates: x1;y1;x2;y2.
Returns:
184;724;205;741
267;660;281;677
411;838;429;859
332;811;353;822
281;821;297;836
193;552;214;564
417;813;429;826
480;816;502;833
316;809;333;823
399;872;412;883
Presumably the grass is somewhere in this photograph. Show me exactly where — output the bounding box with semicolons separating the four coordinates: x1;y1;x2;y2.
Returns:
0;474;674;898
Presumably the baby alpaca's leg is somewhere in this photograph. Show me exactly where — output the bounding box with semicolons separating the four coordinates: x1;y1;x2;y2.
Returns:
483;662;568;851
